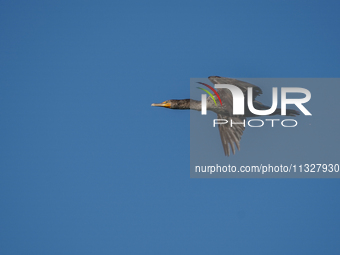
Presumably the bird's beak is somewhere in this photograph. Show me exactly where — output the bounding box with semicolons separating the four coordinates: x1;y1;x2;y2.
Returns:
151;101;171;108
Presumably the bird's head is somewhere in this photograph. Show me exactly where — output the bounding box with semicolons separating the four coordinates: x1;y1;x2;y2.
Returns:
151;100;172;108
151;99;190;109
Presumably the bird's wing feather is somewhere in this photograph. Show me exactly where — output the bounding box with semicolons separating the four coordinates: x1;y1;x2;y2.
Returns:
208;76;262;100
216;114;245;156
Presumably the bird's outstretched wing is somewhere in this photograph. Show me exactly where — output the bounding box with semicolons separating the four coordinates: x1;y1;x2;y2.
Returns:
216;114;245;156
208;77;259;156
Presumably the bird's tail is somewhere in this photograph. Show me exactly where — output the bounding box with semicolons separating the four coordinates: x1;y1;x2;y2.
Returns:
272;108;300;117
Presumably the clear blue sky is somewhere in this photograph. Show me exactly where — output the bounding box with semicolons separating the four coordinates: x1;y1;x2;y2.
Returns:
1;0;340;254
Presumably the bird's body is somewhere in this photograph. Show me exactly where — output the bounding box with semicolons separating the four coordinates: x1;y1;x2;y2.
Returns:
152;76;299;156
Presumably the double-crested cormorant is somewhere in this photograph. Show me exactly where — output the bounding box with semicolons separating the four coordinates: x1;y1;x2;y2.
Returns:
152;76;299;156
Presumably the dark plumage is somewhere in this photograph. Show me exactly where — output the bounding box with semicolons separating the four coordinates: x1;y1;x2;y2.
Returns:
152;76;299;156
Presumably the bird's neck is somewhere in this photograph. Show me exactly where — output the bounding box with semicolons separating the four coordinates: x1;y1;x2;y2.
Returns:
174;99;218;113
189;99;202;111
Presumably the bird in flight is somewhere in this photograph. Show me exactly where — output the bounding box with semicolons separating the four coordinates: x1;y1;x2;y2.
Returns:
152;76;299;156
